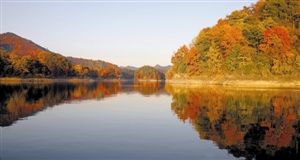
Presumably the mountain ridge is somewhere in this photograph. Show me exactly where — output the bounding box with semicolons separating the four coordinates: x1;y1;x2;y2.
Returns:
0;32;121;78
0;32;168;79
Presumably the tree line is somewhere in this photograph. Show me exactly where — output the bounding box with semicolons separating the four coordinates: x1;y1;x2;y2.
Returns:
0;33;121;79
167;0;300;80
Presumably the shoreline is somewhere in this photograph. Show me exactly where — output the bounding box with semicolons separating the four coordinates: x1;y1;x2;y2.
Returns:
166;79;300;89
134;79;165;82
0;77;131;84
1;77;300;88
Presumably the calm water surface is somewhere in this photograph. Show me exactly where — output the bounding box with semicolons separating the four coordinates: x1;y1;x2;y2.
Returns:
0;82;300;160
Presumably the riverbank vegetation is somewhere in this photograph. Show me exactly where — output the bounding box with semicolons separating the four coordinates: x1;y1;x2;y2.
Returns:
166;0;300;81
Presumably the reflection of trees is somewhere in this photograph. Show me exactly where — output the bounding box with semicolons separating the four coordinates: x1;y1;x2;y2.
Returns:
0;82;121;126
134;81;165;96
0;81;168;127
166;85;300;159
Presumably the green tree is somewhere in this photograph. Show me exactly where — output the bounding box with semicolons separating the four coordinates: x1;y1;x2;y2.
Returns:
243;26;263;50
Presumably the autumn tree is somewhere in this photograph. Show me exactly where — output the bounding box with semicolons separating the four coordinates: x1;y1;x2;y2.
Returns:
171;45;189;74
185;46;202;75
259;26;294;74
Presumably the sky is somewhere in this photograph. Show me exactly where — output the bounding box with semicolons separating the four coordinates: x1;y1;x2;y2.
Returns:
1;0;257;67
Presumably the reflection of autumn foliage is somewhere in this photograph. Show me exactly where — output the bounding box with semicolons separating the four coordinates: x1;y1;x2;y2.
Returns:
0;82;121;126
166;85;300;159
0;82;167;127
264;96;298;148
134;81;163;96
70;82;121;100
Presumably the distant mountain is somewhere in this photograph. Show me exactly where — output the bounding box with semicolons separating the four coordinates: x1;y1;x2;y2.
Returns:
120;66;138;71
0;32;120;78
119;65;170;79
119;67;135;79
154;64;171;73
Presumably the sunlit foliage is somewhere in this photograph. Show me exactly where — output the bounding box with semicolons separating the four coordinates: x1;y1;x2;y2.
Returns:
0;33;121;79
167;0;300;80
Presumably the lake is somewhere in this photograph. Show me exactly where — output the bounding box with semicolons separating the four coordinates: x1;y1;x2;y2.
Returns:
1;81;300;160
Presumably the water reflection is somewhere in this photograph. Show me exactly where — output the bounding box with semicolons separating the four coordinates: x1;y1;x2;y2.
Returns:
1;82;300;159
166;84;300;160
134;81;165;96
0;81;166;126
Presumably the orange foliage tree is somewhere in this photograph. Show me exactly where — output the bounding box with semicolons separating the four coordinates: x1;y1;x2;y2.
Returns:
259;26;294;74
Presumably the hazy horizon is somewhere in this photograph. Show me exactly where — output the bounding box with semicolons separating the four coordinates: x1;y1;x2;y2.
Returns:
1;0;256;66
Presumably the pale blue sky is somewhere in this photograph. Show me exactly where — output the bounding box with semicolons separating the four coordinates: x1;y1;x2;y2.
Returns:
1;0;256;66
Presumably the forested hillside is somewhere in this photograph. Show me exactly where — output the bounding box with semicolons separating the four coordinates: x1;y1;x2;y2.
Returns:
134;66;165;81
167;0;300;80
0;32;72;77
0;33;120;79
67;57;120;78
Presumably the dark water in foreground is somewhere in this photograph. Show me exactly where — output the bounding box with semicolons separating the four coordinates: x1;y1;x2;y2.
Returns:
0;81;300;160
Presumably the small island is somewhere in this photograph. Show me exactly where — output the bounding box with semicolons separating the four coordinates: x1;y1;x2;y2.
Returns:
134;66;165;82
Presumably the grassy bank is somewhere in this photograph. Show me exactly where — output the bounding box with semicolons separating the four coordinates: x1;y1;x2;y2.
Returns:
166;79;300;89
